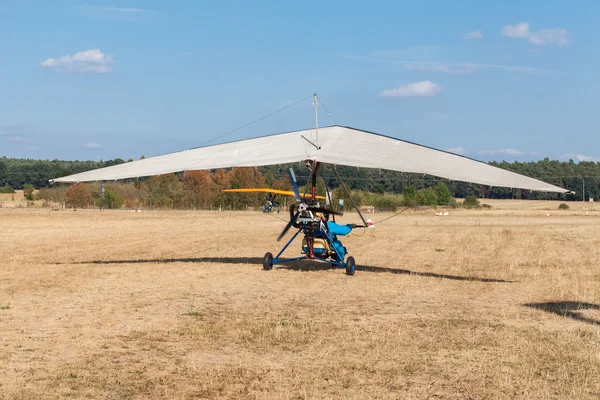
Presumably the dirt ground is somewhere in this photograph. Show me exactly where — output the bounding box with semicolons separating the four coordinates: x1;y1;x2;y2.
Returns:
1;203;599;399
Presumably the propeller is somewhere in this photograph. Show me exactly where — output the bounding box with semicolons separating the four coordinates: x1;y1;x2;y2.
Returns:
277;210;299;241
288;167;302;203
276;168;343;241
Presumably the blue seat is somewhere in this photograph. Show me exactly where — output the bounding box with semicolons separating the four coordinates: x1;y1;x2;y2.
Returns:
327;221;353;236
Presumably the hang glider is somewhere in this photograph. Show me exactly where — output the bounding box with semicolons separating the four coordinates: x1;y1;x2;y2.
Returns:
222;188;327;200
51;125;567;193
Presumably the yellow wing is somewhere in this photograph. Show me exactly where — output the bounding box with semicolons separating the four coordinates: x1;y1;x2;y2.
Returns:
222;188;326;200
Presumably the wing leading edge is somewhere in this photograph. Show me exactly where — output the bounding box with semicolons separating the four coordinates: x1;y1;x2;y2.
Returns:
51;125;568;193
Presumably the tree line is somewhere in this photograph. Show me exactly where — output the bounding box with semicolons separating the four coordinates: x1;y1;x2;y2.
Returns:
1;156;598;209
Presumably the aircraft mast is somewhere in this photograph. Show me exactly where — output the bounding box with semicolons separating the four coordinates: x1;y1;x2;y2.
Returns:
313;93;320;149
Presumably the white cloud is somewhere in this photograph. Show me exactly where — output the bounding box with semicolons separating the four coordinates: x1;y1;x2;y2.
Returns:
464;31;483;40
502;22;569;47
446;146;467;156
479;148;523;156
561;153;595;162
468;62;552;73
502;22;530;39
41;49;115;73
7;136;29;143
379;81;442;97
350;53;554;74
84;142;102;149
576;154;594;162
343;49;559;77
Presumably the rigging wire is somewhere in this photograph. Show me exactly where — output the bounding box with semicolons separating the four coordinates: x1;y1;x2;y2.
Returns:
372;206;412;225
318;95;390;129
318;96;337;125
196;94;313;148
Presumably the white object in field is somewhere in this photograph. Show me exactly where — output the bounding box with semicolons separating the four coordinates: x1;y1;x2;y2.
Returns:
434;212;449;216
546;213;550;217
51;126;568;193
590;197;594;203
339;198;344;207
361;205;375;214
366;219;375;235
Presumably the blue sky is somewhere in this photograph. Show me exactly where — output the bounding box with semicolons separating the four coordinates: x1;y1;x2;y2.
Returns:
1;0;598;162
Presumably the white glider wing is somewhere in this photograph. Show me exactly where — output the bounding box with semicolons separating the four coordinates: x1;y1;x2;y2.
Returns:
52;125;567;193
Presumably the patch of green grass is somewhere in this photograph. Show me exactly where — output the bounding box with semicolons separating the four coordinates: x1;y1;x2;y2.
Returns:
0;305;9;310
435;249;445;252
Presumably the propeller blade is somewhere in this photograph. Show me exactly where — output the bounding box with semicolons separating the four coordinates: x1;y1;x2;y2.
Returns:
307;206;344;216
277;211;299;241
288;168;302;203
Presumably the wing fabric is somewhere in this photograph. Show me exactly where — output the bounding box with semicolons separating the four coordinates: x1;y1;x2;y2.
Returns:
52;125;568;193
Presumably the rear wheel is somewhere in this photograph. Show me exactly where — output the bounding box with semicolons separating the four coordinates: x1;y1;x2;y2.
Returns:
263;252;273;271
345;256;355;276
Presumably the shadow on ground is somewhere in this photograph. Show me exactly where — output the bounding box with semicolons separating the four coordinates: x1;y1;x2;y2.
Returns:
70;257;512;283
524;301;600;326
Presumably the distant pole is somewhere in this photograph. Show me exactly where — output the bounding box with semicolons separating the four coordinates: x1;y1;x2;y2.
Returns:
583;179;585;203
101;181;105;211
313;93;320;149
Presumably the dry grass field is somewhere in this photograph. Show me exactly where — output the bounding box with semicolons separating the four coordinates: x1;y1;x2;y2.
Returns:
1;202;599;399
0;190;25;207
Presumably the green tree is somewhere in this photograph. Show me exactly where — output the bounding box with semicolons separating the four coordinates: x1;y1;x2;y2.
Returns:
333;186;363;209
104;188;125;209
373;183;385;195
23;184;35;200
145;174;182;209
264;171;276;188
435;182;452;205
0;160;7;186
372;193;401;211
463;195;480;208
403;185;416;200
402;185;417;206
316;178;327;197
416;188;438;206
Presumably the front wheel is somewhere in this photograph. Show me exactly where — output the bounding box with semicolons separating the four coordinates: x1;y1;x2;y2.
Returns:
263;252;274;271
345;256;355;276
